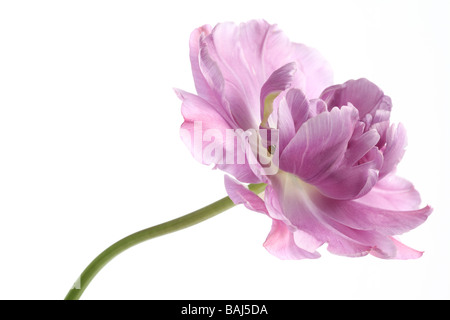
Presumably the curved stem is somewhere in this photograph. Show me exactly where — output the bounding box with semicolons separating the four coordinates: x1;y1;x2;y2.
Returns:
64;183;266;300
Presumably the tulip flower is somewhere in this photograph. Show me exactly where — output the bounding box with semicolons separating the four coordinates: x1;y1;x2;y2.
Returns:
65;20;431;300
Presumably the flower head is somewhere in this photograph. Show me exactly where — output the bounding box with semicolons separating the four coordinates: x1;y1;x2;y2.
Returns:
177;20;432;259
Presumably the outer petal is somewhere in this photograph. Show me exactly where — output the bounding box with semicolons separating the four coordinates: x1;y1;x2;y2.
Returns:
177;89;261;183
189;25;215;104
310;190;432;236
266;172;381;257
198;20;333;129
290;43;334;99
224;175;268;214
370;237;424;260
263;220;321;259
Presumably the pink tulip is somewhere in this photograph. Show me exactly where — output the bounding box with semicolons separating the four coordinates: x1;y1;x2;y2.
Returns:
178;20;432;259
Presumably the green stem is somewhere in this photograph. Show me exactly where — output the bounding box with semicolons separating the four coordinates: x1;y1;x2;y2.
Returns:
64;183;266;300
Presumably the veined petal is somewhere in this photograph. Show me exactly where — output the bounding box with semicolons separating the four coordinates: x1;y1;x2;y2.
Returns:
280;105;358;185
379;123;407;179
275;88;311;155
310;189;432;236
370;237;424;260
320;78;391;120
177;89;260;183
263;220;321;259
267;172;398;258
224;175;268;214
356;174;422;211
189;25;215;104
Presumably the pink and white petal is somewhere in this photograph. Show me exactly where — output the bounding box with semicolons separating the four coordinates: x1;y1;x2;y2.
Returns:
224;175;268;214
357;174;422;211
379;123;407;179
280;105;358;184
263;220;321;259
370;237;424;260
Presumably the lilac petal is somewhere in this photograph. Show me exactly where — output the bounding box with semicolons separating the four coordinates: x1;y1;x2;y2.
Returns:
263;220;321;259
280;105;358;183
275;88;310;155
177;89;260;183
379;123;407;179
189;25;215;104
310;190;432;236
285;88;310;132
259;62;297;127
356;174;422;211
267;172;396;258
198;20;333;129
276;95;296;155
320;78;391;120
224;175;268;214
280;105;378;199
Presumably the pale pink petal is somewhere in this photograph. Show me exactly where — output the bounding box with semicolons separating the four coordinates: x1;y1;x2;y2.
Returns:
224;175;268;214
290;43;334;99
189;25;215;104
263;220;321;259
370;237;424;259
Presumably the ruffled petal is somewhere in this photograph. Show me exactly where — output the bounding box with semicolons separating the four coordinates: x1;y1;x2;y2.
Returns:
280;106;358;183
320;78;391;120
266;171;427;259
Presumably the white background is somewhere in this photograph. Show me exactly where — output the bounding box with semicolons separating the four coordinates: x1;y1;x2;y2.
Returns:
0;0;449;300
